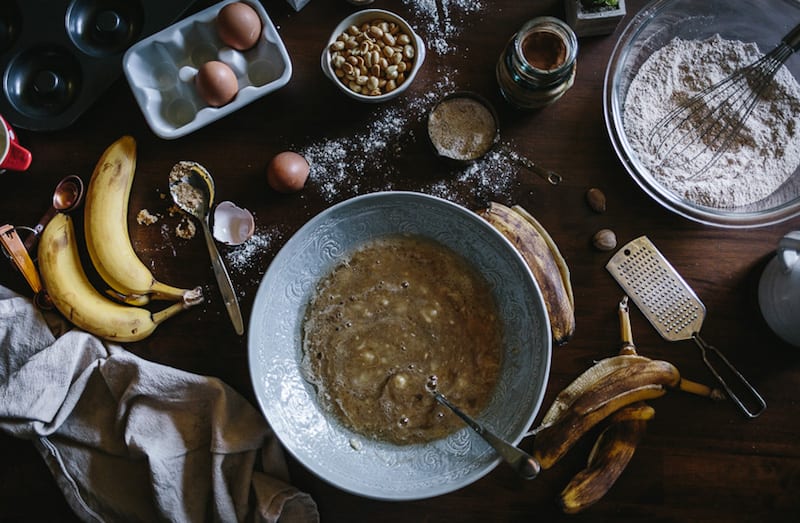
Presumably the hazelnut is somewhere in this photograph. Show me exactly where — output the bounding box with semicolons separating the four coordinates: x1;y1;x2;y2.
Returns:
592;228;617;251
586;188;607;213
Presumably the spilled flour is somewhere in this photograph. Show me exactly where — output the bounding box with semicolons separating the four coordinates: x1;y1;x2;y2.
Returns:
400;0;484;55
623;35;800;208
300;76;520;206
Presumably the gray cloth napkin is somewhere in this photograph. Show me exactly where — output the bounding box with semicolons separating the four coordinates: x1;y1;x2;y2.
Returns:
0;285;319;523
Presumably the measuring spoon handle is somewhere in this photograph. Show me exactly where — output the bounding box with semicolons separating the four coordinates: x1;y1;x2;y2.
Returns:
23;206;57;252
693;335;766;418
201;221;244;335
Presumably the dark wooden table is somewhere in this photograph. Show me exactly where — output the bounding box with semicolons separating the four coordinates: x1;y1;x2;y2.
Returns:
2;1;799;521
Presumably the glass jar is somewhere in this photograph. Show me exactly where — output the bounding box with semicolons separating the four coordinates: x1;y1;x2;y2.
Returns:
496;16;578;110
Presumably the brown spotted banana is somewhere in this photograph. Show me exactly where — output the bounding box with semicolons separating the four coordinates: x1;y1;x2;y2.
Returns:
532;296;723;472
477;202;575;345
531;357;680;469
83;136;201;306
559;402;655;514
38;213;201;342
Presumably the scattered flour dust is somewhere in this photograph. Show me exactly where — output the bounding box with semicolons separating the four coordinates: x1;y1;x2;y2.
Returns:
224;224;283;274
221;224;284;298
400;0;484;55
624;35;800;208
301;75;520;205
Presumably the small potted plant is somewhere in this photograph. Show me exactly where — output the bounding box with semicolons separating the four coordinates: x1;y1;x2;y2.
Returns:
565;0;626;37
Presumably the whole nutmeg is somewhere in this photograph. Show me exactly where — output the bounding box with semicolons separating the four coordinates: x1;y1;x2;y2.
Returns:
592;228;617;251
586;188;607;213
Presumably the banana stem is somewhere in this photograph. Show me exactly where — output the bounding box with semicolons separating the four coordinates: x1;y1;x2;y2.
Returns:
151;300;193;325
618;296;637;355
679;377;726;401
151;282;203;303
617;295;723;401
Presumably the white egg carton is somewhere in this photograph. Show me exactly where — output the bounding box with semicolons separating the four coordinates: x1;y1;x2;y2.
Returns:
123;0;291;139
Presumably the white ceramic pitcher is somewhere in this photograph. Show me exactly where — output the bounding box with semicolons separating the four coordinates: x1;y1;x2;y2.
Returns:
758;231;800;347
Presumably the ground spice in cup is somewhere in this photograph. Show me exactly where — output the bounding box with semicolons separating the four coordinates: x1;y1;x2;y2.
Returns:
522;31;567;70
427;95;497;161
496;16;578;109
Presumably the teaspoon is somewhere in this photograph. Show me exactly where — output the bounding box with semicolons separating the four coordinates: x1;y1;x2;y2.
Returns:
431;390;540;480
169;161;244;335
23;175;84;252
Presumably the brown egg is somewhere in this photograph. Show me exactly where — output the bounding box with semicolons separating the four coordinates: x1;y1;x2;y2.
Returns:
217;2;262;51
195;61;238;107
267;151;310;193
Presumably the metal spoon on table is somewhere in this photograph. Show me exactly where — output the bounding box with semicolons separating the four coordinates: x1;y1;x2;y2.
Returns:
23;175;85;252
168;161;244;335
430;387;540;480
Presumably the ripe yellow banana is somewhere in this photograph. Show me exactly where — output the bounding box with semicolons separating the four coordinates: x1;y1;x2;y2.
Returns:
477;202;575;345
38;213;199;342
532;358;680;469
559;402;654;514
84;136;201;305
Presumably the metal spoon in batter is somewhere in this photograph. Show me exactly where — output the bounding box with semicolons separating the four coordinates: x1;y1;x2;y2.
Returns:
429;384;540;480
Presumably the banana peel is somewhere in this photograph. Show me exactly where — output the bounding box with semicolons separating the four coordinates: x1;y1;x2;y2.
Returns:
477;202;575;345
531;358;679;469
559;402;654;514
532;297;724;513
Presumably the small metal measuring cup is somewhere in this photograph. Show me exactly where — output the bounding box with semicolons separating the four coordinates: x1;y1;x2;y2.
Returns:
426;91;562;185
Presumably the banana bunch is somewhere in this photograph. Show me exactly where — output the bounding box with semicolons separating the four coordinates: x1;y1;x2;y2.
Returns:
37;136;203;342
84;136;201;305
531;297;723;513
38;213;198;342
477;202;575;345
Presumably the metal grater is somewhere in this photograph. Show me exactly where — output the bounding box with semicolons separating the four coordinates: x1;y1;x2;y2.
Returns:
606;236;766;418
606;236;705;341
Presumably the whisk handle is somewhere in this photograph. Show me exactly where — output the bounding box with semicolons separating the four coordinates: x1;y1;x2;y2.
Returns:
783;22;800;51
692;335;766;418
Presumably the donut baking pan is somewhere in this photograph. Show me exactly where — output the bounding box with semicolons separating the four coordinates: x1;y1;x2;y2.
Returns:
0;0;195;131
122;0;292;139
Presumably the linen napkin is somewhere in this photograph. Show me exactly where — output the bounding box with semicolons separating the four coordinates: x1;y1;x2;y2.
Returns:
0;285;319;523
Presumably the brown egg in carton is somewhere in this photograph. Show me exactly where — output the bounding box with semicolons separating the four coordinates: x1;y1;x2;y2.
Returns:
122;0;292;139
0;0;195;131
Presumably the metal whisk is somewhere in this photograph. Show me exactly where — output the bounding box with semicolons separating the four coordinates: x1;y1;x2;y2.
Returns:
649;23;800;177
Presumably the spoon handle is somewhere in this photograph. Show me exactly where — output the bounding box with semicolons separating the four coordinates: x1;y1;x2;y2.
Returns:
201;220;244;335
433;392;539;480
22;206;58;252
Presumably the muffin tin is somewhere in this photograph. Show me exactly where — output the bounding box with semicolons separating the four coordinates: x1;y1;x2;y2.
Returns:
0;0;195;131
123;0;292;139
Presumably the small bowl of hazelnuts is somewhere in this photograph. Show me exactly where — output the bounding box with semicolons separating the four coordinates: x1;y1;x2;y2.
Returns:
321;9;426;103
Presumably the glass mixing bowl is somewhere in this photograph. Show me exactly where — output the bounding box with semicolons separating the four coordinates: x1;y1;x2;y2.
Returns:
604;0;800;227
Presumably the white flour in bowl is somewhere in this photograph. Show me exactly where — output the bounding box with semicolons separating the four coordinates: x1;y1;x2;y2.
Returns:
623;35;800;208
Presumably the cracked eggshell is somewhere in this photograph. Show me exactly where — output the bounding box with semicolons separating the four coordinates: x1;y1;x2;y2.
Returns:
213;201;255;245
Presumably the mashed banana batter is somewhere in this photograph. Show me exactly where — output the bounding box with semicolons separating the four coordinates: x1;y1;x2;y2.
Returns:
302;235;503;445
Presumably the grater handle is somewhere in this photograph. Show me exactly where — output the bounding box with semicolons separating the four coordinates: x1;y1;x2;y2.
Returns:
692;335;766;418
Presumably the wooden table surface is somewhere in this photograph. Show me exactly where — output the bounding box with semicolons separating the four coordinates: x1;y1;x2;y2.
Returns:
2;0;799;521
